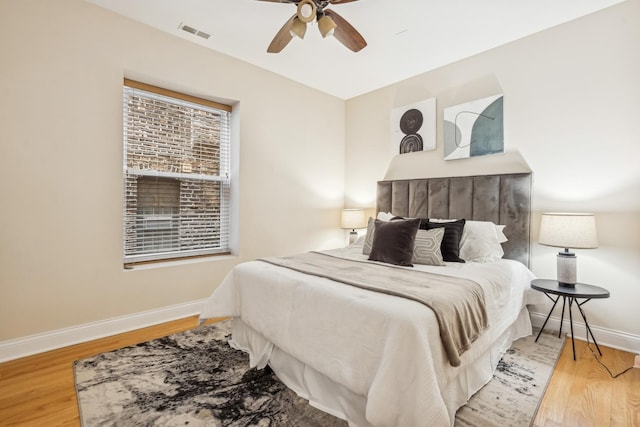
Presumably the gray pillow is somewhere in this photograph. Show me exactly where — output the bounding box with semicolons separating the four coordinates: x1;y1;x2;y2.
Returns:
362;217;375;255
413;228;445;266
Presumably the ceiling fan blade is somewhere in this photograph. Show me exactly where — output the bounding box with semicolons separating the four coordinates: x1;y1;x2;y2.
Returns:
267;14;296;53
256;0;297;3
328;0;360;4
323;9;367;52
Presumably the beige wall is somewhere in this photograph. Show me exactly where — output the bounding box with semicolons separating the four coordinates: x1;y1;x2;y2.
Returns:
1;0;638;346
345;0;640;337
0;0;345;340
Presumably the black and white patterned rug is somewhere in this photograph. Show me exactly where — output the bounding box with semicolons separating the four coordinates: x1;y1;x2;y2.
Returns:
74;321;563;427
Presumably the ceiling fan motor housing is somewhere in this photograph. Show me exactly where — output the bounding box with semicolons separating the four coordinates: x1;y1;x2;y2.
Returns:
297;0;317;23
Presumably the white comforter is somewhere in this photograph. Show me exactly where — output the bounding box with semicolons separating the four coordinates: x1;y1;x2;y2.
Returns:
200;244;540;427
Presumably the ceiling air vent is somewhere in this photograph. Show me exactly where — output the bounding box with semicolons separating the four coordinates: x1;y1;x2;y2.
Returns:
178;22;211;40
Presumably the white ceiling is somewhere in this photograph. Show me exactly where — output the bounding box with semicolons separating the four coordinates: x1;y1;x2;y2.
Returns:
85;0;624;100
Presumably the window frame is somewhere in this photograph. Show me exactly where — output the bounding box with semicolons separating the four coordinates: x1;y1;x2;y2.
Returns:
122;79;232;266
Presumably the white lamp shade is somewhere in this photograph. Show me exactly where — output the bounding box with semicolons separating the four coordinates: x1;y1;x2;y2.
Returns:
538;213;598;249
341;209;366;230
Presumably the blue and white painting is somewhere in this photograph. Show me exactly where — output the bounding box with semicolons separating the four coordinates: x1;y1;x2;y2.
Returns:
443;95;504;160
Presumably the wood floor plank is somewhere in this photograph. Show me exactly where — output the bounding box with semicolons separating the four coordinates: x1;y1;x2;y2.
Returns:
533;338;574;426
1;317;637;427
570;343;611;426
609;344;640;426
533;337;639;427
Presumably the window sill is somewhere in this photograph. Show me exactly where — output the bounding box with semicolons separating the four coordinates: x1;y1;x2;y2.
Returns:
123;253;236;271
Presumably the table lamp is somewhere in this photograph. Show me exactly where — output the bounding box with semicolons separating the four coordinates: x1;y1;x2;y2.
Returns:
538;213;598;287
341;209;366;244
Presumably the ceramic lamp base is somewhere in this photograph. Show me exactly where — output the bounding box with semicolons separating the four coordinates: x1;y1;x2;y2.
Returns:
557;251;576;287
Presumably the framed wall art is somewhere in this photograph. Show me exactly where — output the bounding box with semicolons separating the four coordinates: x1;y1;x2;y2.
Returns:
443;94;504;160
390;98;436;155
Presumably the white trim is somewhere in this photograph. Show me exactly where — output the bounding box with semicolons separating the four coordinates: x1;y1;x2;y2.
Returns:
530;311;640;354
0;299;208;363
3;303;637;364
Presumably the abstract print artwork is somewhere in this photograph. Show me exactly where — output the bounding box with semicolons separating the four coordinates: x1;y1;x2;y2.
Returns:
390;98;436;155
443;94;504;160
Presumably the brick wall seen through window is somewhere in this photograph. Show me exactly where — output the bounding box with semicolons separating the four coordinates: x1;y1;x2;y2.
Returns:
123;80;232;265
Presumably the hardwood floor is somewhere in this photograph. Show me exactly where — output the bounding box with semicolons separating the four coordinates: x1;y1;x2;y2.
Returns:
1;318;638;426
533;338;640;427
0;316;223;427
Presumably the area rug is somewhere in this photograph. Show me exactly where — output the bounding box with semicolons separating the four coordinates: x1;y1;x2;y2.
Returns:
454;328;563;427
74;321;564;427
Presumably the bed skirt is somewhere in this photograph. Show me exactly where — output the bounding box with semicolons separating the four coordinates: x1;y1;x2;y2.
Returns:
228;306;534;427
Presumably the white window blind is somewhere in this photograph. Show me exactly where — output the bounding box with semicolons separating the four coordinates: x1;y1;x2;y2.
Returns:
122;79;232;264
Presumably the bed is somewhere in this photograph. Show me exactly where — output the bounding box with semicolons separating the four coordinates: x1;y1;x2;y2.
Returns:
200;172;546;427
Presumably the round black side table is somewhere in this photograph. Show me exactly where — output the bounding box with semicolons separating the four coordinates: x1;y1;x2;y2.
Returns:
531;279;610;361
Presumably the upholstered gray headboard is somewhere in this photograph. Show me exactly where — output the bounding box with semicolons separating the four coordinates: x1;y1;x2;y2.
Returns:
377;173;532;267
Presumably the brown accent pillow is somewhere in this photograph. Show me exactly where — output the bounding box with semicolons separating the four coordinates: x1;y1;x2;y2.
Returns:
368;218;421;266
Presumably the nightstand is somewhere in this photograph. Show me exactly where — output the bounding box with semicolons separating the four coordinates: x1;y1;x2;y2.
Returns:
531;279;610;361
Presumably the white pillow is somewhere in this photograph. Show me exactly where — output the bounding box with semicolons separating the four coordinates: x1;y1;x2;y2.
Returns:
459;220;506;262
376;211;395;221
495;224;508;243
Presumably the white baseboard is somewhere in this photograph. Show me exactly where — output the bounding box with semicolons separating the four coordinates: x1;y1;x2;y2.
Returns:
530;311;640;354
0;299;208;363
3;304;638;364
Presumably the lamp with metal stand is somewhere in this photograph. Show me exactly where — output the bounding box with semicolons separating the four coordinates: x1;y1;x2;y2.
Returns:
341;209;366;244
538;213;598;287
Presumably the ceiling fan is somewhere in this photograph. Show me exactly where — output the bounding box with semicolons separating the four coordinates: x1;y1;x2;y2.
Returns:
258;0;367;53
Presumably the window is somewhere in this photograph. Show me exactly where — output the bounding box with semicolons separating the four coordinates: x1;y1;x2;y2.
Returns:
123;79;232;265
135;177;180;254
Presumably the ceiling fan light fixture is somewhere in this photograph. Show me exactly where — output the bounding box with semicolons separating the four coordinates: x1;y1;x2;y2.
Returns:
297;0;317;23
290;16;307;39
263;0;367;54
318;14;337;38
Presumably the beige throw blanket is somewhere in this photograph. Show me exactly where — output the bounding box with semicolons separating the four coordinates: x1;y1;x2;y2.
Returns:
260;251;488;367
